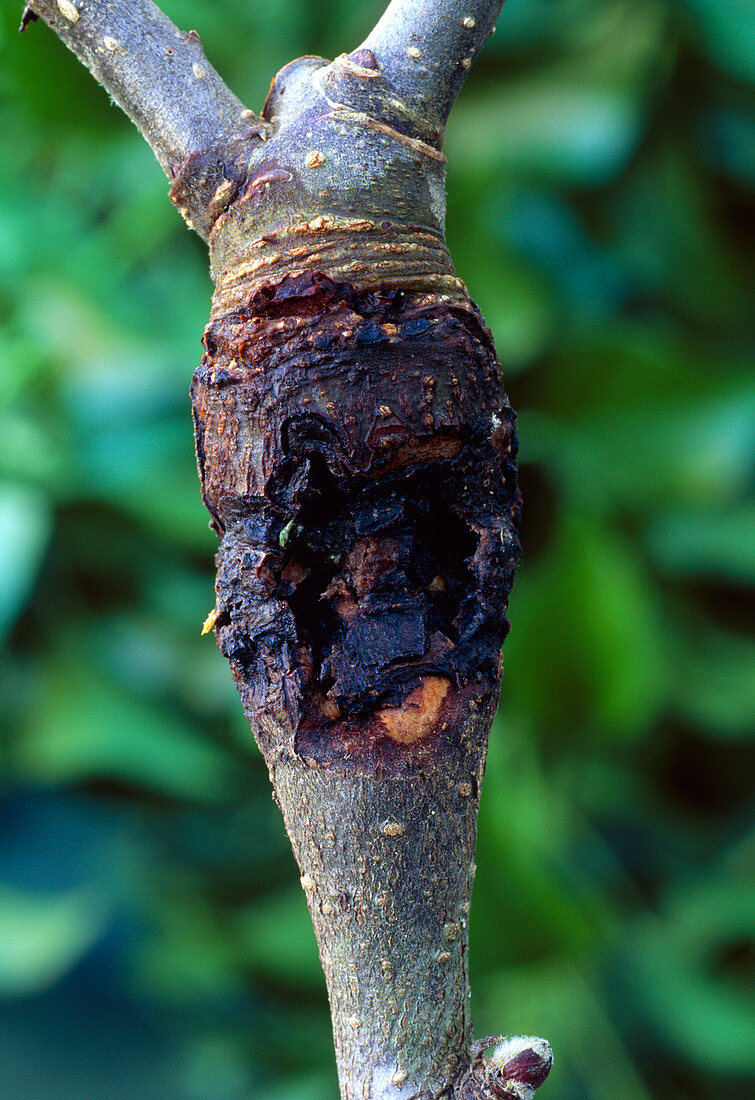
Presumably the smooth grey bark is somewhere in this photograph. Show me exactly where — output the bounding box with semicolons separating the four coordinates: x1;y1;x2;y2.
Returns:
25;0;265;174
268;701;491;1100
20;3;552;1098
359;0;502;144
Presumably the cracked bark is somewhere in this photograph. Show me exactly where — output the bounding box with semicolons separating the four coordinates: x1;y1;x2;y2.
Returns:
22;2;552;1097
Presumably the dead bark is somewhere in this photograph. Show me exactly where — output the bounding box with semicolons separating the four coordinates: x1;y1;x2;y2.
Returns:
22;2;552;1097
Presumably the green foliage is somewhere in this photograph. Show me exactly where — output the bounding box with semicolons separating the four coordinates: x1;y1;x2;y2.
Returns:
1;1;752;1096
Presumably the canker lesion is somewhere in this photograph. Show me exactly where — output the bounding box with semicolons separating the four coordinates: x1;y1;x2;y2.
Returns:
280;457;482;723
196;275;520;764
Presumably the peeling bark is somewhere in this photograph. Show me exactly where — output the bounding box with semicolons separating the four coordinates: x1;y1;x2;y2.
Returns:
189;52;522;1093
194;247;519;1097
195;272;520;742
21;3;553;1098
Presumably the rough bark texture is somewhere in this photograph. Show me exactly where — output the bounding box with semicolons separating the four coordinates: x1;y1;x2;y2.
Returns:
195;273;519;738
22;4;553;1098
194;254;519;1090
188;52;520;1096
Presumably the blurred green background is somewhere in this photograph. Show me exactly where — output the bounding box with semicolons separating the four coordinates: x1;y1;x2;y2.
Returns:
1;0;753;1096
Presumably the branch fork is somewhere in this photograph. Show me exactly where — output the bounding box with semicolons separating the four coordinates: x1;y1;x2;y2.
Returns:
21;3;551;1098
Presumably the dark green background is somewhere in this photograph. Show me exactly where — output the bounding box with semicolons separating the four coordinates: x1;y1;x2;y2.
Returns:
1;1;753;1097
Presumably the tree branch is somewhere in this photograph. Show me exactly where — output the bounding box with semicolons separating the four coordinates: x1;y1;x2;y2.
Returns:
19;3;553;1096
24;0;264;175
357;0;505;145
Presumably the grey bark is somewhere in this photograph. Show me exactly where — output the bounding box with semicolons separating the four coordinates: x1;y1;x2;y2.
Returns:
268;697;492;1099
359;0;502;144
20;3;553;1098
25;0;265;174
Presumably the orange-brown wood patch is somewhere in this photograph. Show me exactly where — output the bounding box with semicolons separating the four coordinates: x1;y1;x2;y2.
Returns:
377;676;451;743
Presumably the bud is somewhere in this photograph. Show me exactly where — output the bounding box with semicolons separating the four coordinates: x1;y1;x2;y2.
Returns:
489;1036;553;1097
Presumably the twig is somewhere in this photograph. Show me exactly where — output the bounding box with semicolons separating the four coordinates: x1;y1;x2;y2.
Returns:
24;0;263;175
357;0;505;145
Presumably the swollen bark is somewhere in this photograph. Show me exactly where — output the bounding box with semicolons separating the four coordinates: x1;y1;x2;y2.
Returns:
23;3;552;1097
189;55;520;1095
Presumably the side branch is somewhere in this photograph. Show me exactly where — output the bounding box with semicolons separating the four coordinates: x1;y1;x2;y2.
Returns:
25;0;264;175
358;0;504;146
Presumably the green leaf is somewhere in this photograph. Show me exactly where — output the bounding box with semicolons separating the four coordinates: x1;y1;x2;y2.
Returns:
672;631;755;738
623;875;755;1073
253;1076;334;1100
0;483;51;640
16;646;238;801
645;503;755;584
475;962;651;1100
447;77;645;184
610;143;749;326
0;886;107;996
682;0;755;80
703;106;755;186
506;514;667;737
235;888;323;988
